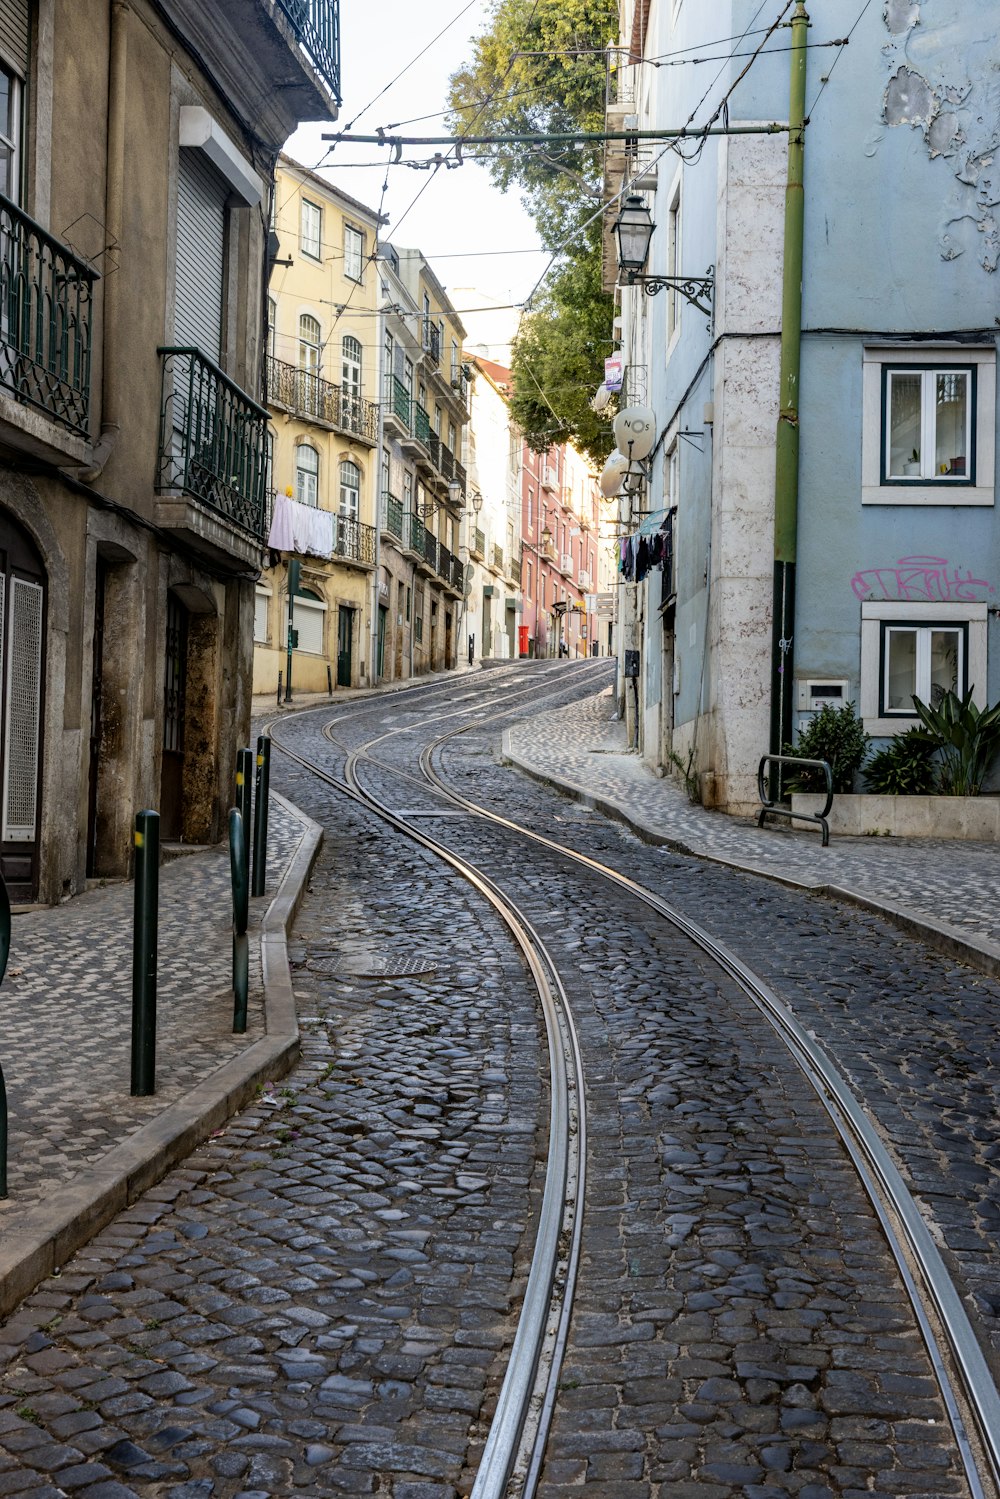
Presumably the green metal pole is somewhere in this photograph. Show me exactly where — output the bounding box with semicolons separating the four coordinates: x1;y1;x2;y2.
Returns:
236;748;252;892
284;557;300;703
252;735;271;898
131;809;159;1096
769;3;809;798
0;871;10;1198
230;808;249;1034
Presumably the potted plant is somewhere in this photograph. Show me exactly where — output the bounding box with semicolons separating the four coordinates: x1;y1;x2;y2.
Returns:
902;448;921;476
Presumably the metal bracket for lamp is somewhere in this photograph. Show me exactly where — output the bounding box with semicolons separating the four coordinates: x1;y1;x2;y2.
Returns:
625;266;715;319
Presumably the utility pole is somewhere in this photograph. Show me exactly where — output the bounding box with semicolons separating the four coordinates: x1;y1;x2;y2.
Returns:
769;2;809;793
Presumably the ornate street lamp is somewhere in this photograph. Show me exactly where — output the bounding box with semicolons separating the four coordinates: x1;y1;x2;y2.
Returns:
612;193;714;318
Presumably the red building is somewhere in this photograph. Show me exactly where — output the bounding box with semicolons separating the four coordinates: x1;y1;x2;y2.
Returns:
518;441;602;659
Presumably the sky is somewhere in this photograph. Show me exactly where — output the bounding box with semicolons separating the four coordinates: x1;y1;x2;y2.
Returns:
283;0;548;355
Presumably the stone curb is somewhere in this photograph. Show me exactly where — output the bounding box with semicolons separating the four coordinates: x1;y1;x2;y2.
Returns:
501;730;1000;982
0;797;323;1320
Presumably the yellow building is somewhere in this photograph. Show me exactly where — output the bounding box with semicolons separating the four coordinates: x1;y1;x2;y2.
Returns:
254;158;382;696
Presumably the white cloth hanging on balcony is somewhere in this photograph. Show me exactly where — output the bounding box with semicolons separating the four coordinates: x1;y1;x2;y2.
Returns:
267;493;334;559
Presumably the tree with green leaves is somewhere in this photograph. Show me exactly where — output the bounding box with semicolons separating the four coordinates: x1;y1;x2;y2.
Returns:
448;0;617;463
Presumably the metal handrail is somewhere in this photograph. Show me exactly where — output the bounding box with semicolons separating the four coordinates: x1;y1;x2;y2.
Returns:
757;754;833;846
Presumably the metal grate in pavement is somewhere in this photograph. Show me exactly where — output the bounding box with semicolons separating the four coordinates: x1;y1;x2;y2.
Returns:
306;954;438;978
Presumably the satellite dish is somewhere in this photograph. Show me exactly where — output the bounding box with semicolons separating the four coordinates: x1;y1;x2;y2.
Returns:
599;451;629;497
613;406;656;460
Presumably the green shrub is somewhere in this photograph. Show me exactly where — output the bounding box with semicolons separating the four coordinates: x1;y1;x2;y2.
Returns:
909;687;1000;796
863;727;937;795
784;701;870;794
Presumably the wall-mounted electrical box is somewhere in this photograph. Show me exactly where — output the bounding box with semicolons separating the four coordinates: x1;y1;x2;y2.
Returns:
795;679;849;734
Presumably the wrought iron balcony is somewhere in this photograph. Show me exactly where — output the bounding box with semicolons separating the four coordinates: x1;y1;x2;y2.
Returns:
334;515;376;567
438;441;455;482
381;489;403;538
422;322;440;367
510;555;521;585
383;373;411;431
421;525;439;572
438;542;464;592
274;0;341;101
472;527;485;559
268;355;377;444
413;403;431;444
453;459;467;497
0;195;98;439
492;543;504;573
157;347;268;539
406;511;426;556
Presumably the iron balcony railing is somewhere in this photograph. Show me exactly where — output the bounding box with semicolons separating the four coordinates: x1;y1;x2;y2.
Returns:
268;355;377;443
438;441;455;482
158;347;269;538
0;194;98;438
335;515;376;566
472;527;485;558
492;543;504;573
453;458;466;495
422;525;439;571
274;0;341;102
413;402;431;444
406;511;426;556
383;373;411;429
381;489;403;538
438;542;463;591
510;555;521;585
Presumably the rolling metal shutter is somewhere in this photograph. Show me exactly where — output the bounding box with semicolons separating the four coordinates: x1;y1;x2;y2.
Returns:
0;0;29;76
175;147;226;360
3;574;42;842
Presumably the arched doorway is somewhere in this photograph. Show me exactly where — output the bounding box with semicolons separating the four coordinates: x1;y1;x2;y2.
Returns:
0;510;47;901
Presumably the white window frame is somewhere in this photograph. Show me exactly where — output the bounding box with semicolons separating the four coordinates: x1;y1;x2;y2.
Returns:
666;175;682;343
0;65;22;205
300;198;322;260
287;588;326;655
296;443;319;507
254;584;271;643
339;458;361;520
344;223;364;282
860;601;987;735
862;345;995;506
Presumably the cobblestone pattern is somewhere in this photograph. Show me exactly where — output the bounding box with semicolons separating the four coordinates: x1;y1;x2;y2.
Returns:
0;747;544;1497
0;800;307;1211
505;686;1000;946
441;719;1000;1374
421;748;965;1496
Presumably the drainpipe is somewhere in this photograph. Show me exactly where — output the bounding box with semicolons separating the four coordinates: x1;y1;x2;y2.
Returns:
768;1;809;792
370;296;386;683
78;0;128;480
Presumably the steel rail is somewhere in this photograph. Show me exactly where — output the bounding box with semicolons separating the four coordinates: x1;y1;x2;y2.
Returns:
265;718;587;1499
418;732;1000;1499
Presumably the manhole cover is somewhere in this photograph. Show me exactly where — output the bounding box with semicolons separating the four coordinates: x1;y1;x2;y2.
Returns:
306;955;438;978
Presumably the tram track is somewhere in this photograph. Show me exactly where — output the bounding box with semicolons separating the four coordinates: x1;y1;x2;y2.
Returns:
267;672;1000;1499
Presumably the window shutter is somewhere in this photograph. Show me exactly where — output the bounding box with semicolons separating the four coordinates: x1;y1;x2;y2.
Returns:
175;148;226;360
0;0;29;76
3;574;42;842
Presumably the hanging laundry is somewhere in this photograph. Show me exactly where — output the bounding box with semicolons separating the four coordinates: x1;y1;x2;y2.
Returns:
634;535;650;582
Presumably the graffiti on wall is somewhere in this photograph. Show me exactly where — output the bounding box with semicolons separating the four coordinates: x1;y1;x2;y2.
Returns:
850;555;995;603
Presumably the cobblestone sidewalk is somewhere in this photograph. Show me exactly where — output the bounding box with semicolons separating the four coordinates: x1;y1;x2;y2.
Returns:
0;793;320;1316
504;688;1000;963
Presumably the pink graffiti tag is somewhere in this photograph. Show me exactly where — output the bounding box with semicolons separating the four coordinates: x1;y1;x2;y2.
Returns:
850;555;996;603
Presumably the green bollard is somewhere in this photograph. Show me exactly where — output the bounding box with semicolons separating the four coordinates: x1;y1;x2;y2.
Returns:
0;870;10;1198
251;736;271;898
236;749;253;892
131;810;159;1096
230;808;249;1034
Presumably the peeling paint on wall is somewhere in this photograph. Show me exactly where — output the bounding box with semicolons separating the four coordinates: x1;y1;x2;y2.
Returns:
878;2;1000;271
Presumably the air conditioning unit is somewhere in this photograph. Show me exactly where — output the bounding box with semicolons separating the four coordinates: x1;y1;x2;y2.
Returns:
578;570;591;591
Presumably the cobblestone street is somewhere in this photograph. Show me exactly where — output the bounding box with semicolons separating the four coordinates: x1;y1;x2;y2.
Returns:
0;666;995;1496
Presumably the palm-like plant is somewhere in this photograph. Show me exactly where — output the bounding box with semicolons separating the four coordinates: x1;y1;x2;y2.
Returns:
910;687;1000;796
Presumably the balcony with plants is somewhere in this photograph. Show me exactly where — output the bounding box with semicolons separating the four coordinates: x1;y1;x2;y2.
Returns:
269;355;378;445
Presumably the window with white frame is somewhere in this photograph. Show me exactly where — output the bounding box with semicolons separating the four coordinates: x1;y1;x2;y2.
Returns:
287;587;325;655
342;335;362;394
339;459;360;519
862;346;996;505
254;585;270;643
0;62;23;204
300;198;322;259
860;601;987;734
267;297;277;358
403;470;413;512
667;182;681;340
296;444;319;507
344;224;364;281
